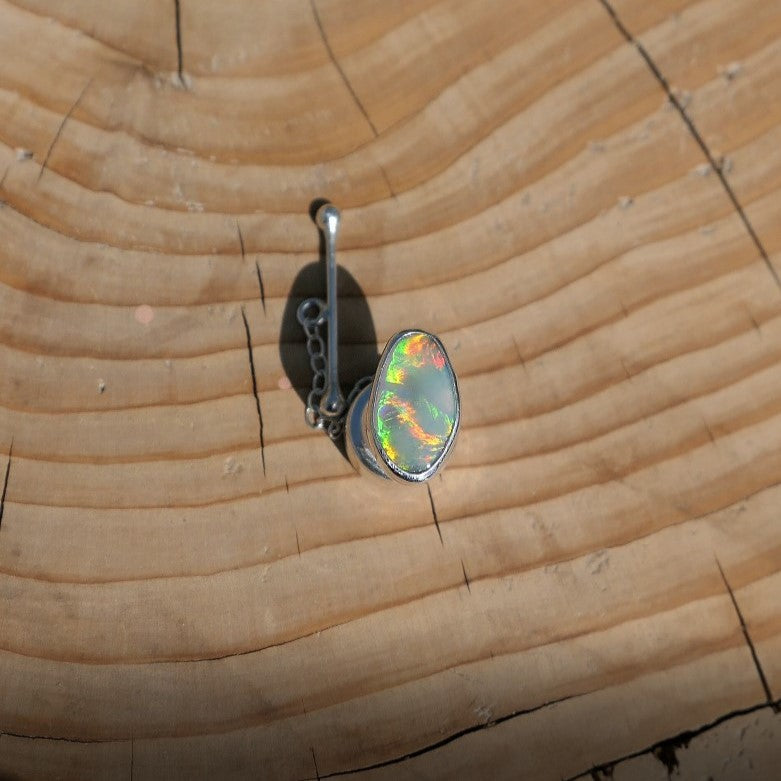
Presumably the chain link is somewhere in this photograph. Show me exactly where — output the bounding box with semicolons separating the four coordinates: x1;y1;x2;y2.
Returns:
298;298;373;440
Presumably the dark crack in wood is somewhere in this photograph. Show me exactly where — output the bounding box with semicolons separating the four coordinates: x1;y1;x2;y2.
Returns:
717;558;775;705
240;306;266;475
567;697;781;780
589;763;615;780
0;730;106;745
236;220;246;262
377;162;396;198
255;261;267;315
747;307;762;335
427;484;443;545
174;0;185;86
310;694;575;778
0;438;12;532
38;79;92;182
652;742;680;777
461;559;471;593
703;417;717;446
597;0;780;290
309;0;378;136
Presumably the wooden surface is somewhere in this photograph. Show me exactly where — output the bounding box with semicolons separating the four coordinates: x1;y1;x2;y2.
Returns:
1;0;780;778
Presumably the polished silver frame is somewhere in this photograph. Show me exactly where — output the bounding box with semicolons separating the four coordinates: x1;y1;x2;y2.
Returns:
346;329;460;484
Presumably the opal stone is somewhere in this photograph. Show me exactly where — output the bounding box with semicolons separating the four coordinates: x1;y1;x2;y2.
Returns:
373;331;458;476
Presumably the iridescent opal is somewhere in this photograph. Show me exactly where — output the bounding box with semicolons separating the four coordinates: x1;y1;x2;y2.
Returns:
373;331;458;476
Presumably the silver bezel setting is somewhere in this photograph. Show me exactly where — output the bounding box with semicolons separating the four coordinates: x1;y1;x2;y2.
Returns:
345;385;389;479
349;329;460;484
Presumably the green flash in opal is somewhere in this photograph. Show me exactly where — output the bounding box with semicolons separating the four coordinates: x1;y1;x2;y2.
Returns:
373;331;458;476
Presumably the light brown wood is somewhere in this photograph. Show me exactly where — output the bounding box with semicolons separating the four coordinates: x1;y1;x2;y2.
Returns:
1;0;780;778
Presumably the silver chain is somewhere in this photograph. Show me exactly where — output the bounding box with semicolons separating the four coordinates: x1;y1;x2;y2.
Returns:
298;299;372;440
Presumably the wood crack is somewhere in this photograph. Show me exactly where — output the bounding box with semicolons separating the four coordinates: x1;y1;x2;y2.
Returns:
427;484;443;545
461;559;471;593
37;79;92;182
309;0;378;136
566;697;781;780
236;222;266;314
0;438;12;531
597;0;780;291
173;0;185;86
0;729;106;745
376;161;396;199
240;306;266;474
235;220;245;262
307;694;576;779
716;558;776;705
255;260;266;315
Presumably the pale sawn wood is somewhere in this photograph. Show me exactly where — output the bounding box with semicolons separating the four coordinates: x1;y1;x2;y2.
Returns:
0;0;780;778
